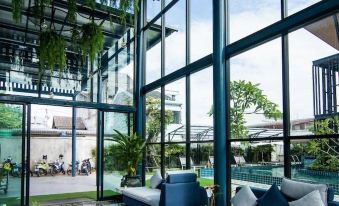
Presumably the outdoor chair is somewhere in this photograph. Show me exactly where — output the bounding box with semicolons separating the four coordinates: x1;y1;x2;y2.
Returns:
233;156;246;166
208;156;214;168
179;157;206;171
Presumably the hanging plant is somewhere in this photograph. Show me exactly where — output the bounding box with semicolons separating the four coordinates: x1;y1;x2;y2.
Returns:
33;0;51;20
80;22;104;70
119;0;139;24
66;0;77;23
38;30;66;81
12;0;23;23
84;0;96;10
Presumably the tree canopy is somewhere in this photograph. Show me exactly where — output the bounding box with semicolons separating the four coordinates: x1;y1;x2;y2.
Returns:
0;104;22;129
210;80;282;139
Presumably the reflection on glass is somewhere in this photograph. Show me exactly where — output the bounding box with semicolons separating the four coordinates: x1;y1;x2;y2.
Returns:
102;29;134;106
230;38;283;139
0;103;22;205
289;13;338;136
146;26;162;84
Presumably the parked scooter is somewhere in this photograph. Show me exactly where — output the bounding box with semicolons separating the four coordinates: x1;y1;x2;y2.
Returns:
3;156;21;177
33;155;50;177
79;158;92;176
66;160;79;175
49;154;65;176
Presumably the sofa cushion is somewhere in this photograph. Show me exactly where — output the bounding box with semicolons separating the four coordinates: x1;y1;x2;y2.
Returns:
281;178;327;205
150;170;163;189
231;185;257;206
289;190;325;206
257;183;288;206
166;173;197;184
123;187;161;206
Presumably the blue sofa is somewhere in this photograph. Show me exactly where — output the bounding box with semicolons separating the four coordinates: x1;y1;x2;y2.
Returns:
123;173;208;206
236;186;339;206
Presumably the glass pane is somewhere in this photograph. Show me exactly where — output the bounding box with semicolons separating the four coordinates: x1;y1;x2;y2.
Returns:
165;0;186;75
230;38;283;139
147;0;162;23
165;78;186;143
146;25;162;84
290;139;339;197
288;0;320;16
146;91;162;143
191;0;212;62
165;143;186;172
29;105;98;203
145;144;161;187
192;143;214;187
103;112;130;198
0;103;22;205
102;29;134;106
229;0;281;43
190;67;213;142
230;141;284;197
289;13;339;136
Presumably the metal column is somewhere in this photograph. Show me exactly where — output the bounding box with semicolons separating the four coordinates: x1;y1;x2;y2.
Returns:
212;0;227;205
135;0;146;185
71;96;77;177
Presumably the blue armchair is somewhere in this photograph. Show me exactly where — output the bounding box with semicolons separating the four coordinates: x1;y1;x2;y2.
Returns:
235;186;339;206
123;173;208;206
160;173;208;206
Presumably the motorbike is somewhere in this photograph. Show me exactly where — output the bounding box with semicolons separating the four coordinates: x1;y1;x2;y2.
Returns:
66;160;79;175
49;155;65;176
79;158;92;176
33;155;50;177
3;156;21;177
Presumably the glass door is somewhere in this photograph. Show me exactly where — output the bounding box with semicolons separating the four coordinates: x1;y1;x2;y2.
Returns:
0;102;26;206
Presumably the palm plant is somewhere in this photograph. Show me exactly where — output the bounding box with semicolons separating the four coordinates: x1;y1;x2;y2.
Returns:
108;130;146;176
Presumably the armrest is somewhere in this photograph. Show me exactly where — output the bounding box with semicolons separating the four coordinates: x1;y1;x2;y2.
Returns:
328;201;339;206
160;182;204;206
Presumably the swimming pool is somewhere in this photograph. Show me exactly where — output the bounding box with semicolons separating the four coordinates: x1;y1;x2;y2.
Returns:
200;166;339;194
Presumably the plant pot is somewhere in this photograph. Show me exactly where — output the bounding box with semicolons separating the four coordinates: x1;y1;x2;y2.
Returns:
120;175;142;187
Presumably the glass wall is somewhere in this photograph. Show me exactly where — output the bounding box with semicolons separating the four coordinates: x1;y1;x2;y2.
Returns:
141;0;339;203
0;103;23;205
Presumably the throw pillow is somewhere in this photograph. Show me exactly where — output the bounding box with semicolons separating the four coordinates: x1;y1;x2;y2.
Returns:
257;183;288;206
150;170;162;189
289;190;325;206
281;178;327;205
231;185;257;206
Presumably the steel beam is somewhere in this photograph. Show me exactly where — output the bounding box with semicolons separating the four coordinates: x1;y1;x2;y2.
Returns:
213;0;227;205
71;96;77;177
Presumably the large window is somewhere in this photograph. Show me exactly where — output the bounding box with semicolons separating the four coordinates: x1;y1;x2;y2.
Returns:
140;0;339;203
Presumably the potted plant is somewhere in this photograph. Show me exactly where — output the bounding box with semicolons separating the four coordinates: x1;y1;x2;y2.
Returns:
108;130;146;187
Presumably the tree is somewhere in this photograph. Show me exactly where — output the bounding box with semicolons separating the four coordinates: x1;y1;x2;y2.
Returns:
0;104;22;129
307;116;339;172
209;80;282;139
145;96;173;168
146;97;173;142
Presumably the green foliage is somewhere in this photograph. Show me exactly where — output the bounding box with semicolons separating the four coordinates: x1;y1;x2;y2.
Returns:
106;130;146;176
0;104;22;129
191;144;213;165
209;80;282;139
80;22;104;69
306;116;339;172
84;0;96;9
66;0;77;24
244;145;273;163
146;97;173;142
12;0;23;23
33;0;51;20
38;31;66;82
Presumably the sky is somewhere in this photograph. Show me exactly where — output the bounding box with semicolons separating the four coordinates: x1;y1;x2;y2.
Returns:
145;0;338;126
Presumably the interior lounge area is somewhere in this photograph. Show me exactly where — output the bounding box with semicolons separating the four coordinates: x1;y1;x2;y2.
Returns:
0;0;338;206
